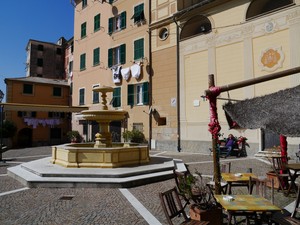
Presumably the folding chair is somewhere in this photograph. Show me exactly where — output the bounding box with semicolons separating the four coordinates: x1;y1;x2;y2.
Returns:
159;187;210;225
271;184;300;225
271;156;290;193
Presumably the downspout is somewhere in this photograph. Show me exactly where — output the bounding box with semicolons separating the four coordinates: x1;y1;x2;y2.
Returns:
148;0;153;150
173;17;181;152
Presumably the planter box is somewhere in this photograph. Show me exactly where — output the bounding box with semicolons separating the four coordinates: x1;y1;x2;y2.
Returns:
266;171;280;189
189;205;222;225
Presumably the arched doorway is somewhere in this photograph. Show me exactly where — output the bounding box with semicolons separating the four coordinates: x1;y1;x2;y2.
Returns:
17;128;32;148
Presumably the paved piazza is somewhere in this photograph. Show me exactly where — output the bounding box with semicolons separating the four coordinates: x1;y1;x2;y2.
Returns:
0;146;296;225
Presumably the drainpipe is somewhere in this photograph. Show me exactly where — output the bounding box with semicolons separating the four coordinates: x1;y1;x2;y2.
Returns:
173;17;181;152
148;0;153;150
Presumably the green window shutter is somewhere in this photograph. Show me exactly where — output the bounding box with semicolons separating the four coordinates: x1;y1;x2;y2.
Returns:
94;14;100;32
109;0;113;4
143;82;149;105
80;53;86;70
81;22;86;38
108;18;113;35
93;47;100;66
120;11;126;29
133;3;144;23
120;44;126;64
108;48;113;68
113;87;121;107
134;38;144;60
127;84;134;106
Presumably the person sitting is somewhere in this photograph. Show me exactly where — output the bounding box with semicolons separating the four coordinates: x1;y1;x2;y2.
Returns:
224;134;235;158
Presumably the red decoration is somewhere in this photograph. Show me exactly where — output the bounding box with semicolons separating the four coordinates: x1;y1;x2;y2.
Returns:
207;87;221;139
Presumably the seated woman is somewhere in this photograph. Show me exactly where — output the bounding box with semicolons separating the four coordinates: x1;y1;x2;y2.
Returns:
224;134;235;158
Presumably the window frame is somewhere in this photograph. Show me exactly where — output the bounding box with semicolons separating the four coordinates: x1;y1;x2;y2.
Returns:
53;86;62;97
94;14;101;32
134;38;144;60
23;83;33;95
80;53;86;71
112;87;121;108
132;3;145;24
108;11;126;35
82;0;87;9
92;84;100;104
93;47;100;66
81;22;87;38
108;44;126;67
127;82;149;106
79;88;85;105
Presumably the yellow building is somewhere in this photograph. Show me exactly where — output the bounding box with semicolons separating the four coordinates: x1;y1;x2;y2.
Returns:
150;0;300;155
71;0;150;142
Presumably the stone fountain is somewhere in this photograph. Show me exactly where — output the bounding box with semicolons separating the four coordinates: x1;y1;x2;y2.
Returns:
51;86;149;168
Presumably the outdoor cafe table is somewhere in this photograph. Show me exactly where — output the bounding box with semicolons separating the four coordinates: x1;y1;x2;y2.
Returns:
214;195;282;225
285;163;300;196
222;173;257;194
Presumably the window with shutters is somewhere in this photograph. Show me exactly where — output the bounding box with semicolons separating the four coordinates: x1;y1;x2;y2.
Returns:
112;87;121;108
93;47;100;66
108;11;126;35
93;84;100;104
53;87;62;97
23;84;33;95
134;38;144;60
127;82;149;106
94;14;101;32
108;44;126;67
81;22;87;38
80;53;86;71
131;3;145;24
79;88;85;105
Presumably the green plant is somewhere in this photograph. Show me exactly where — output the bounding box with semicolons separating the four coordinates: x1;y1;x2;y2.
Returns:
0;120;17;138
122;129;145;143
122;130;133;142
67;130;82;143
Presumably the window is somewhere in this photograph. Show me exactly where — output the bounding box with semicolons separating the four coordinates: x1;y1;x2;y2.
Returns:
94;14;101;32
93;47;100;66
79;88;85;105
108;44;126;67
82;0;87;9
108;11;126;34
93;84;99;104
53;87;62;97
127;82;149;106
180;15;212;40
37;58;43;67
134;38;144;60
132;3;145;24
69;61;73;73
81;22;87;38
18;111;36;118
56;48;62;55
80;53;86;71
23;84;33;94
37;44;43;51
48;112;65;118
112;87;121;107
246;0;293;20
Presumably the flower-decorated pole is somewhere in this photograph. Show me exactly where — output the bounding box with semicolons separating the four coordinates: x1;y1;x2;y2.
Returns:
206;74;222;194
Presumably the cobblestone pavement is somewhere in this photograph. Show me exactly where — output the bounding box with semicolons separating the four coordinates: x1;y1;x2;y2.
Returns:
0;147;297;225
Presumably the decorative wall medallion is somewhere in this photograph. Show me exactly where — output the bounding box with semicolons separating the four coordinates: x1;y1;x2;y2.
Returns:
259;47;284;72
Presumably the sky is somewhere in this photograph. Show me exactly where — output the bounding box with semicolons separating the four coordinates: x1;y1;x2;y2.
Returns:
0;0;74;102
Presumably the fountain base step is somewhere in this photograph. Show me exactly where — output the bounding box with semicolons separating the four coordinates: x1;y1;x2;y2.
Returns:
7;156;177;188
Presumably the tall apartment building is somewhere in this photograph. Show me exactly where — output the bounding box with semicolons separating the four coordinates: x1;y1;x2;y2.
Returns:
71;0;150;142
25;38;67;79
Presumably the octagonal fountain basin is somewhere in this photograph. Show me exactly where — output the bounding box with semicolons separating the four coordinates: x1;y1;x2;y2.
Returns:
51;143;149;168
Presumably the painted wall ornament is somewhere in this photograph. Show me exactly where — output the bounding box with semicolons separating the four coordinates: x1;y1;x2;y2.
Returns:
259;47;285;72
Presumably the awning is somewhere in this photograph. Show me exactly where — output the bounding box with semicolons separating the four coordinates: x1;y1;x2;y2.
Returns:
0;103;88;113
223;85;300;137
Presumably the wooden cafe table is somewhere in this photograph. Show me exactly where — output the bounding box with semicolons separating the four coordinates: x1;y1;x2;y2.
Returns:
222;173;257;194
214;195;281;225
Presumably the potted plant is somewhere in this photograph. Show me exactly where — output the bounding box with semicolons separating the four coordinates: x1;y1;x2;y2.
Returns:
178;171;222;225
67;130;82;143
